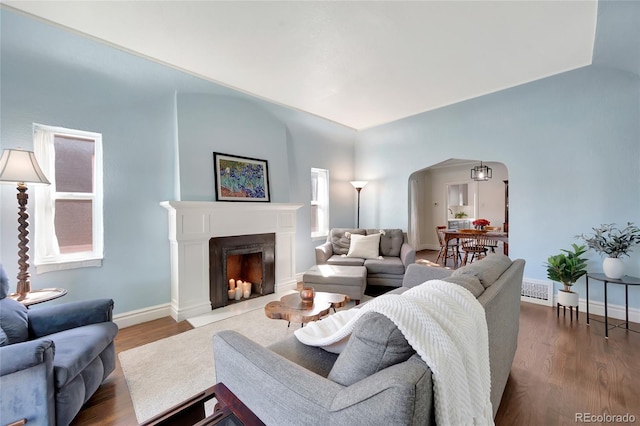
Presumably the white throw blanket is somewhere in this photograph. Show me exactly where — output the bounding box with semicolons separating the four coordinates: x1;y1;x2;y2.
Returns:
295;280;494;426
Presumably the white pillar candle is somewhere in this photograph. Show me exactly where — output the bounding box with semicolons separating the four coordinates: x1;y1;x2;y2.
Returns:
228;289;235;300
243;282;251;298
229;279;235;290
235;286;242;300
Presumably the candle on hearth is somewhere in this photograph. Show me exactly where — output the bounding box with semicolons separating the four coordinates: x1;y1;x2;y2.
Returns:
235;286;242;300
243;282;251;298
228;289;235;300
229;279;235;290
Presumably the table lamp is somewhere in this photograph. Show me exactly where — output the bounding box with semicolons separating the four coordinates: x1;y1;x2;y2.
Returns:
0;148;50;299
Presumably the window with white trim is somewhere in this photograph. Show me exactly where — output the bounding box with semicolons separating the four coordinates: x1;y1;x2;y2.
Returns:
33;124;104;272
311;168;329;238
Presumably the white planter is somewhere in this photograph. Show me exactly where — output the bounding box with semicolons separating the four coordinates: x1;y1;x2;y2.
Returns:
557;290;579;307
603;257;624;279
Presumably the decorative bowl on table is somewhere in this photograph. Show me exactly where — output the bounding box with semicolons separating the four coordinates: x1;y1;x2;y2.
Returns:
300;286;315;306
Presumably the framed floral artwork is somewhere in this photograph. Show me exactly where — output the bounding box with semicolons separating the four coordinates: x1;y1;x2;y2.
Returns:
213;152;270;202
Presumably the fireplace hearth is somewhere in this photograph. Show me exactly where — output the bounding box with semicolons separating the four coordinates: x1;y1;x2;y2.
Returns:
210;233;275;309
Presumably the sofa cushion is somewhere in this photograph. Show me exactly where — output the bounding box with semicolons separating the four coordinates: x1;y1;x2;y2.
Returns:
330;229;366;255
370;229;404;257
347;233;381;259
0;327;8;346
48;322;119;388
443;275;485;298
327;255;365;267
364;257;405;275
452;254;512;288
327;312;415;386
0;298;28;345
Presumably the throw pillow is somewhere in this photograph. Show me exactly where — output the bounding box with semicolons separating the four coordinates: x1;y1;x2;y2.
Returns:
330;229;365;255
346;233;381;259
443;275;485;298
376;229;404;257
452;254;512;288
328;312;416;386
0;298;29;344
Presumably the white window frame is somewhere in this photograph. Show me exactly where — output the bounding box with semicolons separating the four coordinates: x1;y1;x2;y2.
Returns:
33;123;104;273
311;168;330;239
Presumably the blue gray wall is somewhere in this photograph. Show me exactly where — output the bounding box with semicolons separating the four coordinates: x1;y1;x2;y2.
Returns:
1;1;639;315
0;8;356;314
355;1;640;308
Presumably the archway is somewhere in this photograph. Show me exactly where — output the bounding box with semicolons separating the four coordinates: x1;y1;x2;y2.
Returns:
408;158;508;252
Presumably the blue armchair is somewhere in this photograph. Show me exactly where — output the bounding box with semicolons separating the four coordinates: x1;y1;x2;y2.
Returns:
0;265;118;426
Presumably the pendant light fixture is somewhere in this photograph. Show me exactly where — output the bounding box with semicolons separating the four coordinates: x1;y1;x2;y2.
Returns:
471;161;492;181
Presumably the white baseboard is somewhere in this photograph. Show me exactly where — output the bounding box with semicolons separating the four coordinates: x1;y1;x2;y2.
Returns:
114;282;639;330
113;303;172;329
533;295;640;324
114;283;300;329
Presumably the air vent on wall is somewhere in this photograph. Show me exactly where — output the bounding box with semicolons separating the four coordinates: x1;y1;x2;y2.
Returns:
521;278;553;307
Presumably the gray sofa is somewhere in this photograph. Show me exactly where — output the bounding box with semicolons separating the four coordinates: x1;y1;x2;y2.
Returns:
213;254;525;425
315;228;416;287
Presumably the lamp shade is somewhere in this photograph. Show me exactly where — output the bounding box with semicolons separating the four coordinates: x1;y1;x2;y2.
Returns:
350;181;368;190
0;149;50;185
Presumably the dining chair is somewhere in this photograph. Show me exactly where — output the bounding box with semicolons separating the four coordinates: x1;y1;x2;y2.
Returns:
484;226;501;253
435;226;461;267
460;231;490;265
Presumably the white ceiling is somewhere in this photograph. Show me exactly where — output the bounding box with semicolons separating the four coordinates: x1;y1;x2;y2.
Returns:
5;1;598;130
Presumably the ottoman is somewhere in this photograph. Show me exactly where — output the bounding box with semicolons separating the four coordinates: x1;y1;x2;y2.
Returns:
302;265;367;304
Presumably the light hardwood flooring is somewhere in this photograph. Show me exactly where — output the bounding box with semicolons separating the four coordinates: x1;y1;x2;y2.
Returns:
72;250;640;425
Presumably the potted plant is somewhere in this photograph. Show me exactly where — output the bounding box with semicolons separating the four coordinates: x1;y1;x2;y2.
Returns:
578;222;640;279
545;244;588;307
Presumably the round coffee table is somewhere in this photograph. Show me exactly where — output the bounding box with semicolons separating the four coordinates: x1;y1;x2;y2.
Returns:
265;291;350;327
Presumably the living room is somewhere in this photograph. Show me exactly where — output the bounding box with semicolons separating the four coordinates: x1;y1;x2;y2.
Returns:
1;1;639;425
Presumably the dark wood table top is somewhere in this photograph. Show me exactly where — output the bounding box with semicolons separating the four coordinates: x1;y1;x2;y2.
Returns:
141;382;264;426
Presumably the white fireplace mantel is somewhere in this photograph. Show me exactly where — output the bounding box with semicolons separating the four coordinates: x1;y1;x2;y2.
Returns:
161;201;303;321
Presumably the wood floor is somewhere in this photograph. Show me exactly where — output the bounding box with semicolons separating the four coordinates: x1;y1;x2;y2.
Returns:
72;250;640;425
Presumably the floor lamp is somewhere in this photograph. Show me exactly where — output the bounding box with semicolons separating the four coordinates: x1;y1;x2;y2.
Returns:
350;181;367;228
0;149;50;300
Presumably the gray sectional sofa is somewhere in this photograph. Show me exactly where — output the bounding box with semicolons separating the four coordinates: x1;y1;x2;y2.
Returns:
314;228;416;287
214;254;525;425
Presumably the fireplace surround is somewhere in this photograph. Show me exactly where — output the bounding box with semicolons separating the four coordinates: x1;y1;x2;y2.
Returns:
161;201;302;321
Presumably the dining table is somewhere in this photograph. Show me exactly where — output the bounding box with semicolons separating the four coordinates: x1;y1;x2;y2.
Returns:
444;229;509;268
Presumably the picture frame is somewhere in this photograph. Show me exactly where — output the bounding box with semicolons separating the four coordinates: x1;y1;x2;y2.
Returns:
213;152;270;202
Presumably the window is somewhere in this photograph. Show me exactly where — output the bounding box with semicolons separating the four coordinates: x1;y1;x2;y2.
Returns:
311;168;329;238
33;124;103;272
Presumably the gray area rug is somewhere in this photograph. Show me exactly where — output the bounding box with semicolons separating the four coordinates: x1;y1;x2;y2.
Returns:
119;300;362;423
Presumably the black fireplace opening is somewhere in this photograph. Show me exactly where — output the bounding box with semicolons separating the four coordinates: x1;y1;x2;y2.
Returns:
209;233;275;309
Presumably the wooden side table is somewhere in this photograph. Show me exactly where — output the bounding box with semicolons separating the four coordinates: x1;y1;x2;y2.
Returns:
141;382;264;426
265;291;350;327
7;288;67;307
586;273;640;338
